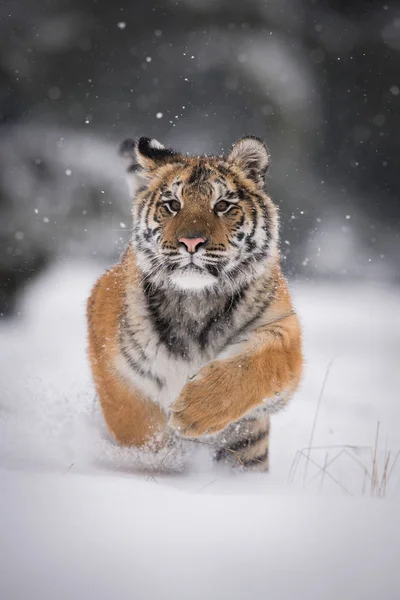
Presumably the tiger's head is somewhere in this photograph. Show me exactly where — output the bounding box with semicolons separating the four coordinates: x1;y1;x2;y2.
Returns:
121;136;279;292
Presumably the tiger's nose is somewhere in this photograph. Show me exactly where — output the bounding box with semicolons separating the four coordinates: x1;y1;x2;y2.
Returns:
178;236;207;254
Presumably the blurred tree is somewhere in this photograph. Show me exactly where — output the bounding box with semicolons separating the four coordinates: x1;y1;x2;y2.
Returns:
0;0;399;314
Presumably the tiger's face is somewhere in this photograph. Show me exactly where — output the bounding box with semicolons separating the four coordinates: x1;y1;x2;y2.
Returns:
121;136;279;292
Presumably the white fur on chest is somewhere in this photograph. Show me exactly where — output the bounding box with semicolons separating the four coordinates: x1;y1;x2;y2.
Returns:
152;348;204;410
115;345;205;411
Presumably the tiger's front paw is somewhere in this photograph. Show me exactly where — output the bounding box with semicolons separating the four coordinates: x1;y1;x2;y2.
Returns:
169;360;258;437
169;378;231;437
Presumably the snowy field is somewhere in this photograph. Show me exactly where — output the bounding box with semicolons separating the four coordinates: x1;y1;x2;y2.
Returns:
1;261;400;599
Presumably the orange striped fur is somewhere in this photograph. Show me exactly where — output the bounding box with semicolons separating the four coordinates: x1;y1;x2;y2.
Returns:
87;136;303;470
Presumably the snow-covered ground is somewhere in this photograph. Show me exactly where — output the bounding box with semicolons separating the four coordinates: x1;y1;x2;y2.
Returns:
1;261;400;599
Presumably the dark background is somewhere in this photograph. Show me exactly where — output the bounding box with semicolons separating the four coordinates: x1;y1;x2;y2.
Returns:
0;0;399;315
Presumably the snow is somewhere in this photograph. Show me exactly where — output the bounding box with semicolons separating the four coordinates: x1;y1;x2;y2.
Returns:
2;470;399;600
1;261;400;599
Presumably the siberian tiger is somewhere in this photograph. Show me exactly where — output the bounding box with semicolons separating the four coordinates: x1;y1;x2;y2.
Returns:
87;136;303;471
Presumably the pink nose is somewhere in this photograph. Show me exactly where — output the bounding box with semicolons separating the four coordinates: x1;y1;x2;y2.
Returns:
178;237;206;254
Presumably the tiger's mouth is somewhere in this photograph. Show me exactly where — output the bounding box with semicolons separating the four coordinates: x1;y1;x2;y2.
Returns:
168;262;218;291
180;263;204;273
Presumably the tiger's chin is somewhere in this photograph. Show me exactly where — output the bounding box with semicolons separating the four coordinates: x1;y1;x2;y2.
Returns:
169;269;217;291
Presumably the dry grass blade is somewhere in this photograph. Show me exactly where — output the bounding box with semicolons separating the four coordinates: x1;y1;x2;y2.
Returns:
289;413;399;497
225;447;246;467
288;450;302;484
300;448;351;491
371;422;380;497
379;451;391;497
196;479;218;493
302;358;336;487
146;475;158;483
386;449;400;484
305;448;348;487
289;444;370;485
306;448;371;488
298;450;352;495
63;462;76;475
146;442;176;482
319;451;329;492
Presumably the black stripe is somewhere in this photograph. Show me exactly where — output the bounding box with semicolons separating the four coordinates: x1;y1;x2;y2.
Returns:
137;137;178;163
247;198;258;239
204;263;221;278
268;325;285;341
217;164;231;177
144;285;191;359
214;428;269;461
226;428;269;453
197;287;246;349
121;347;164;390
224;293;275;346
123;325;149;362
136;190;153;221
142;192;156;228
197;312;223;350
244;237;257;252
254;193;271;250
187;162;208;185
143;228;153;242
241;448;269;467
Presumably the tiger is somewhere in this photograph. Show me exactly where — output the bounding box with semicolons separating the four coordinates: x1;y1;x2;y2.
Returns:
87;135;303;471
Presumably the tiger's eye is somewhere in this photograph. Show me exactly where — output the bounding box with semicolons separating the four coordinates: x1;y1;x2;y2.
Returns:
214;200;230;213
169;200;181;212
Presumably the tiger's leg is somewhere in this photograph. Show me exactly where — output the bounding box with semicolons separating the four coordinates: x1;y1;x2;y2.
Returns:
96;368;168;449
213;411;270;472
87;263;168;450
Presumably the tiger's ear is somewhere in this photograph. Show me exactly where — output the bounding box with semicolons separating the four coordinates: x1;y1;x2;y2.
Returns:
227;136;270;188
119;136;179;176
